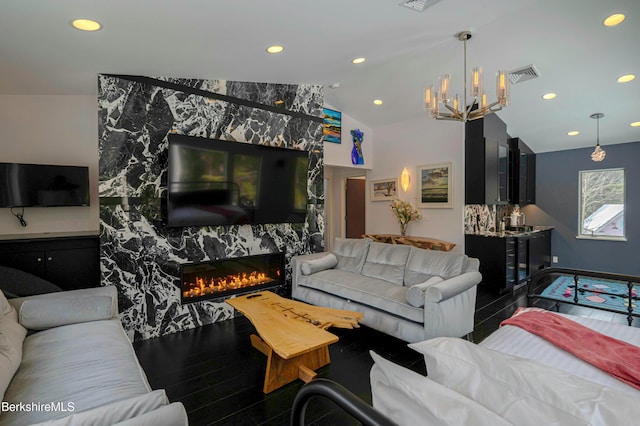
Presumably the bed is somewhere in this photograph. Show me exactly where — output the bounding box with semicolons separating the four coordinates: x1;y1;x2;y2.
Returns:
293;301;640;425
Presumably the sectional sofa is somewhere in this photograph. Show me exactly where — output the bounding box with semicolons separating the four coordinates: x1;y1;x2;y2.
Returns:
292;237;481;343
0;285;187;425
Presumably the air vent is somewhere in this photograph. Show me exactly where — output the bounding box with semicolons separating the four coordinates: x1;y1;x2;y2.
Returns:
509;65;540;84
400;0;443;12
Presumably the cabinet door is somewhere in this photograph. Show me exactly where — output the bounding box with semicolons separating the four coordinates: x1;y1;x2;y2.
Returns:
516;237;529;284
497;141;510;203
528;231;551;275
525;152;536;204
0;251;47;278
45;247;100;290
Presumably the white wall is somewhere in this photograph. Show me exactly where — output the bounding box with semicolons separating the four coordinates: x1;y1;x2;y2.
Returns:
0;95;99;235
323;108;372;249
367;116;465;252
323;106;373;169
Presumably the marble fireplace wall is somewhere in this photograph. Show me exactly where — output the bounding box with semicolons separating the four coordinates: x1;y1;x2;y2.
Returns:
97;75;325;341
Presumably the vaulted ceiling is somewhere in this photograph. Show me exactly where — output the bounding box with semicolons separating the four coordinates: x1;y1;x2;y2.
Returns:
1;0;638;153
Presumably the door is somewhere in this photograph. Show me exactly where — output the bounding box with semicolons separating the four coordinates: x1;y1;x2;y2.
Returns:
345;178;365;238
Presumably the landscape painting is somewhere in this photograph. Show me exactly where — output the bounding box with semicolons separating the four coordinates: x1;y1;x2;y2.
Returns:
418;162;453;208
371;178;398;201
323;108;341;143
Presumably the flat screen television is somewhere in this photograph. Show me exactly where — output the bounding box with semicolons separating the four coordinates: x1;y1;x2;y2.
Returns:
0;163;90;207
166;134;309;227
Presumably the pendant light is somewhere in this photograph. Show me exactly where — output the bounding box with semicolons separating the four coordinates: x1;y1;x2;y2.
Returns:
590;113;606;162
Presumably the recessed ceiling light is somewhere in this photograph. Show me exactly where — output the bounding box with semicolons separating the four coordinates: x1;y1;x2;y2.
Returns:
542;93;557;100
567;131;580;136
373;99;383;105
352;57;366;64
71;18;102;31
266;45;284;54
631;122;640;127
603;13;625;27
617;74;636;83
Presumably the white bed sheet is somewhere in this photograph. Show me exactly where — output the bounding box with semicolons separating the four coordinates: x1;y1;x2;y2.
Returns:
479;313;640;396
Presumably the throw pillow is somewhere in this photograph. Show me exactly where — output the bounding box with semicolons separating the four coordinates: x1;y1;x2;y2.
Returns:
410;337;640;425
19;295;113;330
0;308;27;401
301;253;338;275
0;290;12;317
405;276;444;307
370;350;511;426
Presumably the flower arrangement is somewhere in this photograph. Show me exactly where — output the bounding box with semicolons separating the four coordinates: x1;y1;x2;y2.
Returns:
389;199;422;236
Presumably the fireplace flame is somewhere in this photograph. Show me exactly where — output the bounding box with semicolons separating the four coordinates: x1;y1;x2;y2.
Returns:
183;270;277;299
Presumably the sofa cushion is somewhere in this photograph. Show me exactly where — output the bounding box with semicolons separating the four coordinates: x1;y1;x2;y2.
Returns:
405;276;444;307
370;351;511;426
404;247;465;285
19;296;113;330
333;238;370;273
301;253;338;275
361;242;411;285
0;318;151;425
297;269;423;323
0;292;27;402
410;337;640;425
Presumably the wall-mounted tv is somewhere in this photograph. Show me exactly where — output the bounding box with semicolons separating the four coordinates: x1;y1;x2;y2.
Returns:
0;163;90;207
166;134;309;227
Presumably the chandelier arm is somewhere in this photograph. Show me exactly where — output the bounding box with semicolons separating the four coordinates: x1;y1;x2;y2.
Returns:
443;103;461;115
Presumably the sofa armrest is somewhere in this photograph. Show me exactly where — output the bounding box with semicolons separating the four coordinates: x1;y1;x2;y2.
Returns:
8;286;119;329
425;272;482;303
291;252;333;292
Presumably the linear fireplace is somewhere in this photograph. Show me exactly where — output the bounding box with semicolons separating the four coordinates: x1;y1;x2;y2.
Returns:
180;253;284;304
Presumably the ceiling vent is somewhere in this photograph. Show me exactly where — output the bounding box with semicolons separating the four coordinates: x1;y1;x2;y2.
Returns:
400;0;443;12
509;65;540;84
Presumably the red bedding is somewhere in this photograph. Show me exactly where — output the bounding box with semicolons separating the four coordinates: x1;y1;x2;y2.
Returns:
501;308;640;390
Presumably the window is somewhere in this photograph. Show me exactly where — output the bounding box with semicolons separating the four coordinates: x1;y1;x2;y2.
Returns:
578;168;625;240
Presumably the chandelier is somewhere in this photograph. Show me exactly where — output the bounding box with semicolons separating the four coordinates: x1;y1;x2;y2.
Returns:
424;31;510;122
590;113;606;162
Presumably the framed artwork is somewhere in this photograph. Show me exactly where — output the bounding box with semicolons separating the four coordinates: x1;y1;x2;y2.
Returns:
417;162;453;208
371;178;398;201
323;108;342;143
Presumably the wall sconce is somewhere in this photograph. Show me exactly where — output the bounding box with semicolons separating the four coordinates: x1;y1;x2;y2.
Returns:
400;167;410;192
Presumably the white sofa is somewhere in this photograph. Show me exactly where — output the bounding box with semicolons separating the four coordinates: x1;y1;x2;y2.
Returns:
370;312;640;425
0;286;188;426
292;237;481;343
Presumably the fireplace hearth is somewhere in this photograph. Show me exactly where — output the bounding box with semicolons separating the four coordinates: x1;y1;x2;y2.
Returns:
180;253;284;304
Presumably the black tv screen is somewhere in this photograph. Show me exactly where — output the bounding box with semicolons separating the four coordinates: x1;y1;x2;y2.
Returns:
166;134;309;227
0;163;90;207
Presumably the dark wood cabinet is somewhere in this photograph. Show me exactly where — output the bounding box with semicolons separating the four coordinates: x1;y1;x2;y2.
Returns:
466;229;551;293
465;234;517;293
509;137;536;205
527;230;551;276
0;235;100;291
465;113;511;205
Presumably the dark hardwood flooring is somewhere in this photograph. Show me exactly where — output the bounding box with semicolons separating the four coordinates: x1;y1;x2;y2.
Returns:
134;283;638;425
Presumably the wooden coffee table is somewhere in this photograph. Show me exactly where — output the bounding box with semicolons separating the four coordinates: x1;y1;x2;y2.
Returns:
226;291;363;393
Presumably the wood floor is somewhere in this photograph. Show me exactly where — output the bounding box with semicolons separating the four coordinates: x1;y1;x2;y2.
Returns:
133;284;638;425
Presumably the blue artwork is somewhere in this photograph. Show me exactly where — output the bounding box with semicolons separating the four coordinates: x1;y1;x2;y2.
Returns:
350;129;364;165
